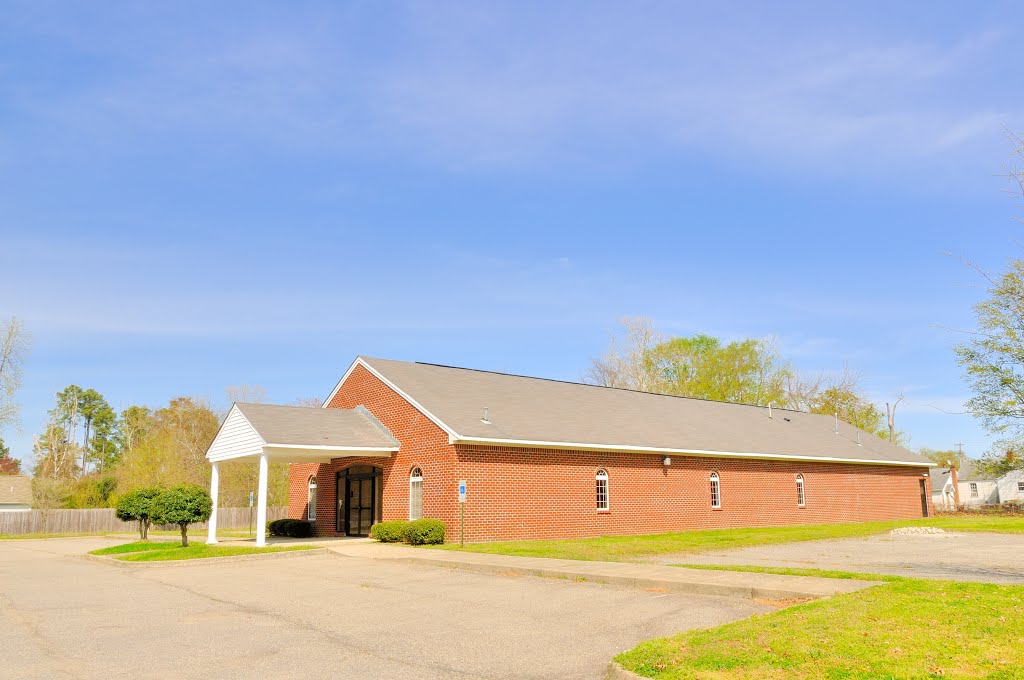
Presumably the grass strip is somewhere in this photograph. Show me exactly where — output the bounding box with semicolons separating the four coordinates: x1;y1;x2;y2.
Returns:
89;541;314;561
430;516;1024;562
671;563;906;582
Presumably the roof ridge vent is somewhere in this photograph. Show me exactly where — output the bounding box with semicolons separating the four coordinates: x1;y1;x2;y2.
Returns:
353;405;398;442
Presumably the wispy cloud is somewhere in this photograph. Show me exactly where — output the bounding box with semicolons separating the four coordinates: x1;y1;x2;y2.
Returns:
1;3;1016;179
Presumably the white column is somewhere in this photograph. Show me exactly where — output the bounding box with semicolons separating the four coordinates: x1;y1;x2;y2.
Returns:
206;462;220;545
255;453;269;547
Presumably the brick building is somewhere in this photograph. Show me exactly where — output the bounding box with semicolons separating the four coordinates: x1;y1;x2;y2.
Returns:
205;356;933;545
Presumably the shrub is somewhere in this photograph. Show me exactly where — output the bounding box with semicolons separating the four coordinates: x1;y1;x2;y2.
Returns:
267;519;294;536
267;518;313;538
284;520;313;538
115;487;162;540
370;520;409;543
404;518;445;545
150;485;212;547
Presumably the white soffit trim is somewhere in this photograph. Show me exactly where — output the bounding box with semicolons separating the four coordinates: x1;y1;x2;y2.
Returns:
322;356;460;440
453;436;935;468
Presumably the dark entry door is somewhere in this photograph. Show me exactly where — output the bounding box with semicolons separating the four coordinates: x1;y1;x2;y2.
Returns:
919;479;929;517
345;474;376;536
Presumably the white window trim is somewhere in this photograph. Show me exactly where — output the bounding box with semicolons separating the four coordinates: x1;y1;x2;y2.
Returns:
1017;481;1024;493
710;472;721;509
307;476;317;522
796;474;806;507
596;469;609;512
409;467;423;520
970;482;979;498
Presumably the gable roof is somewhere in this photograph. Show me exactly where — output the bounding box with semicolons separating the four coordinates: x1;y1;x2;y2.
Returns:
234;402;399;449
0;475;32;505
206;402;400;463
330;356;931;467
930;459;992;488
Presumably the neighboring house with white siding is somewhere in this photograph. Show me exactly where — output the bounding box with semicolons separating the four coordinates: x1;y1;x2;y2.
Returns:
930;460;1022;509
0;475;32;511
996;469;1024;505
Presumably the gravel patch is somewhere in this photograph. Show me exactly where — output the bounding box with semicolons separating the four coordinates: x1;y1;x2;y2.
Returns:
888;527;950;536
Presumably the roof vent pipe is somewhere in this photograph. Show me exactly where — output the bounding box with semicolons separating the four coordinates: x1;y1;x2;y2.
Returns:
768;402;773;419
834;412;839;434
481;407;491;424
857;431;862;446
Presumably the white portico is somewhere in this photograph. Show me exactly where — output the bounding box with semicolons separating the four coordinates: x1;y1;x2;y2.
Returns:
204;402;400;546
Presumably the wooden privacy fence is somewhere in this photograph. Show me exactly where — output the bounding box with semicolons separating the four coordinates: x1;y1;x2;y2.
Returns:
0;506;288;535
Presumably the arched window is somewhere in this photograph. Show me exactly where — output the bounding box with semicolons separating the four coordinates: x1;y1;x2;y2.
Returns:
307;476;318;521
709;472;721;509
409;467;423;520
595;469;609;511
796;473;806;507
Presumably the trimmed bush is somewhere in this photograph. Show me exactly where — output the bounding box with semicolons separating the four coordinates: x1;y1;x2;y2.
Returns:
370;520;409;543
115;487;162;540
150;485;212;547
267;519;294;536
404;518;445;545
285;520;313;538
267;518;313;538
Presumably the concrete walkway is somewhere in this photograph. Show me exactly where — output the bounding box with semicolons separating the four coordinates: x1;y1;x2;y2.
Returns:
326;541;879;600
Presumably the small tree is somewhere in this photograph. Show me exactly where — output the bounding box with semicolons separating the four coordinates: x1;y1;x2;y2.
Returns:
150;485;212;547
115;487;161;539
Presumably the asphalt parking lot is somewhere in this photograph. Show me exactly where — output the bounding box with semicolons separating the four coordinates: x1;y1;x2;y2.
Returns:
0;538;767;680
673;530;1024;584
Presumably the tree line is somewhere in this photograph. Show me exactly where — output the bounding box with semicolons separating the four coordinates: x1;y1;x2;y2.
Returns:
29;384;316;511
586;318;907;445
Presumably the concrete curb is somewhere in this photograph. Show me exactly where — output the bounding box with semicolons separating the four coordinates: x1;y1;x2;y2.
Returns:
606;662;644;680
381;555;875;600
82;547;329;568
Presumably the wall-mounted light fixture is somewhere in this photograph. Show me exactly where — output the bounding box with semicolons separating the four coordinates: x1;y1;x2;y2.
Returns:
663;456;672;466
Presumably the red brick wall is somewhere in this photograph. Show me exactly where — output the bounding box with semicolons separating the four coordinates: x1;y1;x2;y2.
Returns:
289;363;459;536
451;444;933;542
289;364;933;541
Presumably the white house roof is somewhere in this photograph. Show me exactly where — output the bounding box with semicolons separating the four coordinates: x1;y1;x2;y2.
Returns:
328;357;932;467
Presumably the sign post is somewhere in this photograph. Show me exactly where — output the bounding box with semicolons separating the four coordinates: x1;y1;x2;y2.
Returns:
458;480;467;546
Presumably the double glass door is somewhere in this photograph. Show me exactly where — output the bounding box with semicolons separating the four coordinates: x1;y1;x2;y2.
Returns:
337;466;381;536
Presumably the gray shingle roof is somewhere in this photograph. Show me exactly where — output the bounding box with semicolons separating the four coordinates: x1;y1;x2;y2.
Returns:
236;403;399;449
0;475;31;505
357;357;930;466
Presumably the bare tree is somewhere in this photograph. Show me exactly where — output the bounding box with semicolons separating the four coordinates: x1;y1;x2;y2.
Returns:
583;317;663;391
293;397;324;408
1006;126;1023;223
0;317;30;430
886;392;905;444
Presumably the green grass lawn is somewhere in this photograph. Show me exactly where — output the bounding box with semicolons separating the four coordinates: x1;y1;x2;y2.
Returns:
89;540;314;562
429;516;1024;562
615;578;1024;678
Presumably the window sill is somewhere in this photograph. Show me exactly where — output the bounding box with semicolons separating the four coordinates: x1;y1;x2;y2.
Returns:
597;509;610;513
711;507;722;511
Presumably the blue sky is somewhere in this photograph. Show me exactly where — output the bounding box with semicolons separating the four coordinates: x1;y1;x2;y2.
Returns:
2;1;1021;467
